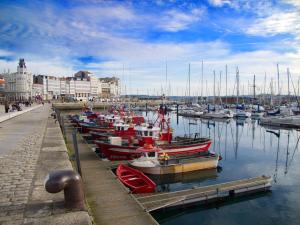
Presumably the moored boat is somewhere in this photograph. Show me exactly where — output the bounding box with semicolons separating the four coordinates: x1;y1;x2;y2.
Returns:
130;146;219;175
116;164;156;193
95;128;212;161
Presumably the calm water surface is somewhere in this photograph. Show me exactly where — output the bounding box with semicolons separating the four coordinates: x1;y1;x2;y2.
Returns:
142;112;300;225
64;109;300;225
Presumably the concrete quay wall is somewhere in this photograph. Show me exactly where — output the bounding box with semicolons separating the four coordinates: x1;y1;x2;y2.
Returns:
52;100;173;110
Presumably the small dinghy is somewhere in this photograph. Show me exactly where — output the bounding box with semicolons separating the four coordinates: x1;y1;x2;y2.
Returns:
116;164;156;193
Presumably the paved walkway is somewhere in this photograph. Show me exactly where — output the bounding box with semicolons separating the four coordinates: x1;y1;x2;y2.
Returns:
0;105;91;225
0;105;49;224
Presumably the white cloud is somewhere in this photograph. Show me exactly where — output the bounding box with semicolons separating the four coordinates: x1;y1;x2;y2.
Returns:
246;11;300;38
0;58;75;76
1;1;300;95
155;8;205;32
208;0;232;7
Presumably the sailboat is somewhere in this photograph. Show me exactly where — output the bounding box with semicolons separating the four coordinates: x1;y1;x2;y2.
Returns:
234;67;251;118
202;70;234;119
251;75;264;118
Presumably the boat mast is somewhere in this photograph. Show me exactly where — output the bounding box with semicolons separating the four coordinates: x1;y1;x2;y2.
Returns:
213;70;216;108
236;67;239;108
270;78;274;107
189;63;191;104
205;79;208;104
253;74;256;100
277;63;280;95
165;61;168;96
219;71;222;105
225;65;228;105
201;60;204;104
287;68;290;106
264;72;266;104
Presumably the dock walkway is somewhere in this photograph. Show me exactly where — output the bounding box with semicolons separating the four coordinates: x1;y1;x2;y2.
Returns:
134;175;272;212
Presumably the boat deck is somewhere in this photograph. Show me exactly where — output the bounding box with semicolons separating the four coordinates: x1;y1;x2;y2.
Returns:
133;175;272;212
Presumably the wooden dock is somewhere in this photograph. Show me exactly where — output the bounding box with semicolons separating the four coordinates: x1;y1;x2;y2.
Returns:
133;175;272;212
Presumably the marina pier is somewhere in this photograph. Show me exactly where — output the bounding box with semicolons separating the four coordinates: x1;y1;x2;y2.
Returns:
134;176;272;212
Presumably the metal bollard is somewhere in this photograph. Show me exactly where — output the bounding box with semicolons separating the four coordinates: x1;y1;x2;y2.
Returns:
44;170;85;210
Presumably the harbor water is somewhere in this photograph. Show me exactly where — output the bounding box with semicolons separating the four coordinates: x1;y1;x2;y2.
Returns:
142;112;300;225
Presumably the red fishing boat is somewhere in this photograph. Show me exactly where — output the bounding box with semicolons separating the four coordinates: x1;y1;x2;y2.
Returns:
116;164;156;193
79;114;121;133
95;125;212;161
95;104;212;160
90;122;136;140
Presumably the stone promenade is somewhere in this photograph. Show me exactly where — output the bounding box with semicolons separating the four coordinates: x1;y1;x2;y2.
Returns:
0;105;91;225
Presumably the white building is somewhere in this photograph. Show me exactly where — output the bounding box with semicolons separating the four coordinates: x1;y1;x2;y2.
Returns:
31;68;120;101
4;59;33;101
99;77;120;98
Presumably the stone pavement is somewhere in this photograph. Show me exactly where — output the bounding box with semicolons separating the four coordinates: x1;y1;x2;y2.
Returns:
0;105;92;225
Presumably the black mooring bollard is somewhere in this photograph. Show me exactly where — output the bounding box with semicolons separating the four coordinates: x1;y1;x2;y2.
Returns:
44;170;85;210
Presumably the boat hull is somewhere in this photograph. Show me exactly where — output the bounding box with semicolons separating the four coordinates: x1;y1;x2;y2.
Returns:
95;139;212;161
116;164;156;193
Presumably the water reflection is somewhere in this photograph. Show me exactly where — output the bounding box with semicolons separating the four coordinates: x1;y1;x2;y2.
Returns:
141;112;300;225
62;109;300;225
149;169;218;192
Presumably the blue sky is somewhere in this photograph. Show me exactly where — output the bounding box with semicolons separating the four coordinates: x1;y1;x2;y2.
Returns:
0;0;300;95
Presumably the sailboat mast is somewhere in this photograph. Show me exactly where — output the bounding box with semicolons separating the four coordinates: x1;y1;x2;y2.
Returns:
264;72;266;104
165;61;168;96
201;60;203;103
213;70;216;106
287;68;290;104
188;63;191;99
205;79;208;104
277;63;280;95
253;74;256;99
219;71;222;105
225;65;228;105
236;67;239;106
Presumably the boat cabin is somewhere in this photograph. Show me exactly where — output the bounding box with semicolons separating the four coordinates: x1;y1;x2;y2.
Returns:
135;125;160;146
105;115;121;127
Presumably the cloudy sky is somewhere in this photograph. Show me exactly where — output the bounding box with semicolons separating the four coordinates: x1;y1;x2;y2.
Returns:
0;0;300;96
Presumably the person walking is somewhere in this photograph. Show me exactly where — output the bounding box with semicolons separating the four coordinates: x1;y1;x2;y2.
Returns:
4;100;9;113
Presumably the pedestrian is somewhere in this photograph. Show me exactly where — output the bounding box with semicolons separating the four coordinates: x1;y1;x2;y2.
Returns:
42;101;44;106
4;100;9;113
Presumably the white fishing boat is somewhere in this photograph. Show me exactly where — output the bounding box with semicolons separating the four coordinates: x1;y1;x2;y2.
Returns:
130;146;219;175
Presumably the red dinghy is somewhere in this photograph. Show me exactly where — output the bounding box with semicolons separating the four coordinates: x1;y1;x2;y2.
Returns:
116;164;156;193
